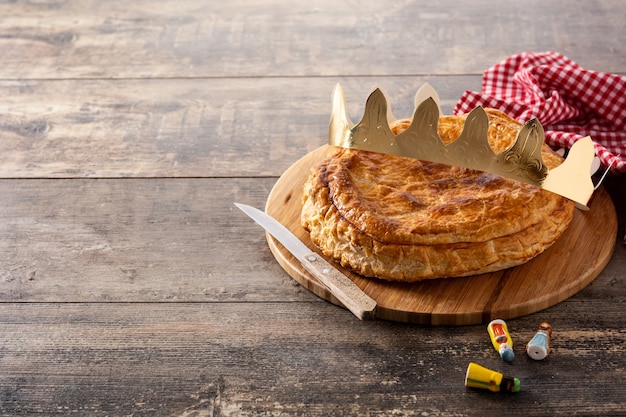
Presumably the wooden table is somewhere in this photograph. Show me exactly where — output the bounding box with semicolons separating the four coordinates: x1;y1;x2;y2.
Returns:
1;1;624;415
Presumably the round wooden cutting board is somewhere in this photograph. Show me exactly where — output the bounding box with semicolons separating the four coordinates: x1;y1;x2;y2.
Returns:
265;145;618;325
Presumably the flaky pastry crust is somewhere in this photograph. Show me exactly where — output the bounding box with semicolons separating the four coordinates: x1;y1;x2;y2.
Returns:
301;109;575;281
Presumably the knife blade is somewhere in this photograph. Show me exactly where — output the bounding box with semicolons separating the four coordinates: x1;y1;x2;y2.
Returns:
234;203;377;320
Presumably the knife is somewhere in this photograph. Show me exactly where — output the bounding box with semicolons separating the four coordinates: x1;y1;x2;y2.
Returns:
234;203;377;320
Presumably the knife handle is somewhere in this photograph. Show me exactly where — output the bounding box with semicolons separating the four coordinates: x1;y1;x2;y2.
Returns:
300;252;377;320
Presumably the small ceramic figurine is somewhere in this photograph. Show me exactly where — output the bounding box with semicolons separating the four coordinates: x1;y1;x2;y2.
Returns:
527;322;552;360
487;319;515;362
465;362;521;393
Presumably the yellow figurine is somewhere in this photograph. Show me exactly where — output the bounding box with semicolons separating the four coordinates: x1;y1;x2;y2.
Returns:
527;322;552;360
465;362;521;393
487;319;515;362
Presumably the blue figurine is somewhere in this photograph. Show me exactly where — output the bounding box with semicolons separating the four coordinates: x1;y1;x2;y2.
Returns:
527;322;552;360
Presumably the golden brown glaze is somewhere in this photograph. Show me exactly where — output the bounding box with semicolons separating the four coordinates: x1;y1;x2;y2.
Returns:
301;109;575;281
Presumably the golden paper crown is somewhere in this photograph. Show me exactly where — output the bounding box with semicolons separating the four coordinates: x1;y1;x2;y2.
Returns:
329;84;595;209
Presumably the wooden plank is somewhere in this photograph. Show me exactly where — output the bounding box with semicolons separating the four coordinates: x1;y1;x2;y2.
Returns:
0;1;624;79
0;76;481;178
0;177;316;303
1;302;625;416
1;176;624;309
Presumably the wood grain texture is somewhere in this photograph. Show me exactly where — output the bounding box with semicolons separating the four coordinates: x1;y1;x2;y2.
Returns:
1;0;626;415
0;177;322;303
265;146;618;325
0;77;479;178
1;303;625;417
0;0;625;79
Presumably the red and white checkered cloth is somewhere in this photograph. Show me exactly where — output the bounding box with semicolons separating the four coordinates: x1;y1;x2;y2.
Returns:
454;52;626;173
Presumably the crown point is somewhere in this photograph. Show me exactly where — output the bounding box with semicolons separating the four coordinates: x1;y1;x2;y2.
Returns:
543;136;595;208
329;83;354;147
414;82;441;115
